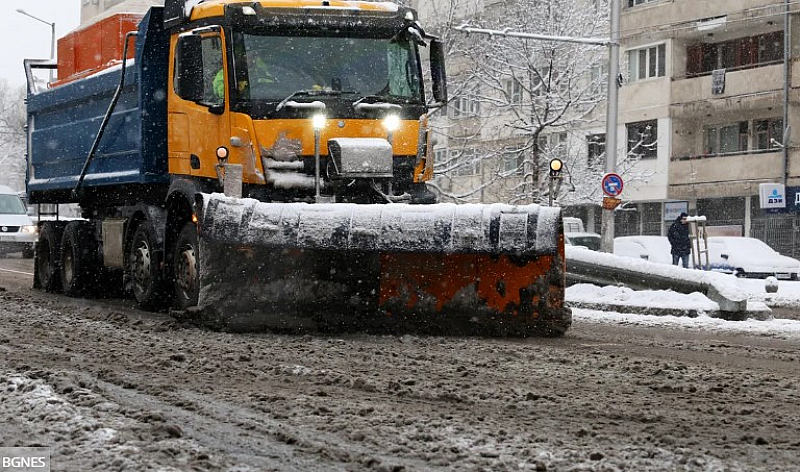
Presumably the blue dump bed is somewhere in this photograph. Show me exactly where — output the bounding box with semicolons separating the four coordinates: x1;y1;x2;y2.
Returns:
26;8;170;203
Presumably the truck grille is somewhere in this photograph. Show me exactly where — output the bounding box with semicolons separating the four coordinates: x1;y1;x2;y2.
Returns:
0;226;20;233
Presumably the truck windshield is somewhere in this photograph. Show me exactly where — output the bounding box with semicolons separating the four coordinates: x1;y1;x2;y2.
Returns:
232;33;423;103
0;195;27;215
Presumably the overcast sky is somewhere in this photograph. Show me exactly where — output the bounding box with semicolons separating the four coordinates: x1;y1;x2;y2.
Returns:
1;0;80;88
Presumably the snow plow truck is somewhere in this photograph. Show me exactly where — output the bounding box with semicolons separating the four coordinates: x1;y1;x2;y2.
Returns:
23;0;571;336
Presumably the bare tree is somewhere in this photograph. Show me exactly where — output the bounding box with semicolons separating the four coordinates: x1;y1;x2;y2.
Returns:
422;0;651;206
0;81;27;192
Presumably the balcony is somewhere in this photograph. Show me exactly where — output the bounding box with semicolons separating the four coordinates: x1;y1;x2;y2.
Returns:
623;0;783;37
670;64;783;118
669;150;783;198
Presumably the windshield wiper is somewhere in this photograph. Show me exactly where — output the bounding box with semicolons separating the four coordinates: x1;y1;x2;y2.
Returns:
352;95;404;113
275;90;350;111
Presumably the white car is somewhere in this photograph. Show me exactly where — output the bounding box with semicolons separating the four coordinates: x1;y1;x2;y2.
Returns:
0;186;37;258
706;237;800;280
613;235;686;266
565;232;601;251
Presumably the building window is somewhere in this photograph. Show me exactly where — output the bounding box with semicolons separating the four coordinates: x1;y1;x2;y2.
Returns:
703;122;748;155
755;118;784;150
501;147;524;175
451;149;481;176
504;77;523;104
628;44;666;82
587;133;606;166
449;84;481;119
590;63;608;92
626;120;657;158
538;133;568;155
627;0;660;7
686;32;783;77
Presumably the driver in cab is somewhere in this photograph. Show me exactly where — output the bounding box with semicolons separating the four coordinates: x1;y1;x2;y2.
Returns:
214;49;274;100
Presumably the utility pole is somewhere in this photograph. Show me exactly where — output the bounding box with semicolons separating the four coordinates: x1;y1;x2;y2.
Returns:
783;0;791;187
600;0;621;253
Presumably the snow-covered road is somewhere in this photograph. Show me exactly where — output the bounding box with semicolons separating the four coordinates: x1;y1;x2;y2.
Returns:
1;255;799;471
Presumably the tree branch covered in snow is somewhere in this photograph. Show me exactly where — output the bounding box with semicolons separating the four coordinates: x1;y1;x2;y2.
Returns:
419;0;650;206
0;81;26;191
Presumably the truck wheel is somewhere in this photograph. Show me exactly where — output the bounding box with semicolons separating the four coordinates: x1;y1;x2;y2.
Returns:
129;221;169;310
35;223;64;292
22;245;34;259
60;221;99;297
173;222;200;309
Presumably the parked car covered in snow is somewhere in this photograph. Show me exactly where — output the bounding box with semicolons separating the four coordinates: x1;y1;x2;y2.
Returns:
706;237;800;280
613;235;686;266
565;232;602;251
562;217;601;251
0;185;37;258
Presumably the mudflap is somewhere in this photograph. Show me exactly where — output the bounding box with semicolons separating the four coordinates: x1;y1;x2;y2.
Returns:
193;194;572;337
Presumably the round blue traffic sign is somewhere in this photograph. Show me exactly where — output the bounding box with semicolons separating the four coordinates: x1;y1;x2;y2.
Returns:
602;173;624;197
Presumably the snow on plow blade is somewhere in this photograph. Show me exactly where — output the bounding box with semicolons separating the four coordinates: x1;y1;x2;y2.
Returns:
195;194;571;336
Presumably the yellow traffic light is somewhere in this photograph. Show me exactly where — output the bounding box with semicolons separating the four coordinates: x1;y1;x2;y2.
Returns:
549;158;563;177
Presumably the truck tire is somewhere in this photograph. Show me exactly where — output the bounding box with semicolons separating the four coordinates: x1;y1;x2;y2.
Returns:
129;221;169;311
60;221;99;297
35;223;64;293
173;222;199;309
22;245;34;259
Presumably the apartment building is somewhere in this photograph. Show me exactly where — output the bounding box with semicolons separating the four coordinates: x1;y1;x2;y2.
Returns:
80;0;163;25
619;0;800;255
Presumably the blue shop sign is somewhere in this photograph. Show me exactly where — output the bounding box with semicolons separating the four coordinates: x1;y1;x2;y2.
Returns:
770;186;800;214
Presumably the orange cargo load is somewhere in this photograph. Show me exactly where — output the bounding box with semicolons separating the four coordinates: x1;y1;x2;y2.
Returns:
54;14;142;87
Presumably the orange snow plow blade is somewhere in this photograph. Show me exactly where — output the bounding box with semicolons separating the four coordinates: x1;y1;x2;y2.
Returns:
195;194;571;337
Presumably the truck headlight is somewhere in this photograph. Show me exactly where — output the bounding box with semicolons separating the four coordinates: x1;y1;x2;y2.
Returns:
383;115;401;132
21;225;38;234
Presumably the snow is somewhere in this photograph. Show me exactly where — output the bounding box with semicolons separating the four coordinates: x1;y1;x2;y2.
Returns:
568;283;720;312
572;307;800;341
200;193;562;255
567;267;800;340
184;0;204;17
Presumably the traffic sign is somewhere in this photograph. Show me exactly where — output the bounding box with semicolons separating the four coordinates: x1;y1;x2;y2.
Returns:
602;173;624;197
602;197;621;210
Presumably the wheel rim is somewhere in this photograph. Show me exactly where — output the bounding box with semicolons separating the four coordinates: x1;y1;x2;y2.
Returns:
176;242;197;301
62;242;75;287
132;236;152;297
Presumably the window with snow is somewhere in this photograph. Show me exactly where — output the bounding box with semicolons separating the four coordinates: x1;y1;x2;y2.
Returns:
754;118;784;151
627;44;666;82
627;0;662;7
626;120;657;159
449;84;481;119
587;133;606;167
703;122;748;155
504;77;523;105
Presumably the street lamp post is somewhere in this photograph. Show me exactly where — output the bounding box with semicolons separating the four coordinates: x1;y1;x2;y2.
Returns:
17;9;56;83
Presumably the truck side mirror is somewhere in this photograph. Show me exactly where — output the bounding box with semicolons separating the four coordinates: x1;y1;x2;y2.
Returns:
430;39;448;105
175;35;205;102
